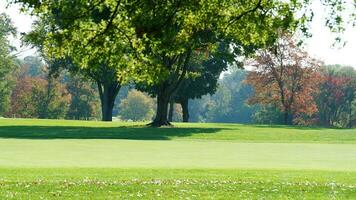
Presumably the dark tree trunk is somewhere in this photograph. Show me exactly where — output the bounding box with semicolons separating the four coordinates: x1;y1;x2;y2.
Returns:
168;101;174;122
347;100;352;128
284;112;290;125
149;88;172;127
97;82;121;122
284;112;288;125
283;111;293;125
149;49;192;127
180;98;189;122
101;95;113;121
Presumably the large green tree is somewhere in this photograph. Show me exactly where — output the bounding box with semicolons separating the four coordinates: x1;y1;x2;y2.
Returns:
128;0;302;126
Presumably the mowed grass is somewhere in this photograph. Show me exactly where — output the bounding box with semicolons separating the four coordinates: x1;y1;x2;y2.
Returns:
1;138;356;170
1;168;356;199
0;118;355;143
0;118;355;199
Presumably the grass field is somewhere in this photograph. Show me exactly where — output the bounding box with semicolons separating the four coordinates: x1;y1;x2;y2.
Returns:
0;118;355;199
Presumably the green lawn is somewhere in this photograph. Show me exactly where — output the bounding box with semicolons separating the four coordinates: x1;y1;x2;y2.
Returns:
0;118;355;143
1;168;356;199
0;118;355;199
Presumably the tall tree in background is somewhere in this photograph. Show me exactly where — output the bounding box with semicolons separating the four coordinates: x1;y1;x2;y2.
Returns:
9;73;71;119
0;13;17;116
33;76;71;119
245;35;322;125
316;65;356;128
190;69;256;123
66;74;100;120
9;76;43;118
22;56;45;77
218;70;256;123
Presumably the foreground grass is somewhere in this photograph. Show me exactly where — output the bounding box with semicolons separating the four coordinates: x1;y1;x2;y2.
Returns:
0;118;355;143
0;118;355;199
0;168;355;199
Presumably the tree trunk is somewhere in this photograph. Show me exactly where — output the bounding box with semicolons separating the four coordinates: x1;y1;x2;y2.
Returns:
149;90;172;127
180;98;189;122
149;49;192;127
348;101;353;128
98;82;121;122
101;94;113;121
284;112;290;125
168;101;174;122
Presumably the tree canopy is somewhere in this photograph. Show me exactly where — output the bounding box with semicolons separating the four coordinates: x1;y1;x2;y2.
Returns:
245;34;322;125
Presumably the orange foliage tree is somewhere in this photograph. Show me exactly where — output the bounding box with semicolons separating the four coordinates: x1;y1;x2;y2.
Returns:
8;74;71;119
245;35;322;125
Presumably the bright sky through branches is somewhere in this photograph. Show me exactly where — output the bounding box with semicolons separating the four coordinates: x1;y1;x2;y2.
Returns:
1;1;356;68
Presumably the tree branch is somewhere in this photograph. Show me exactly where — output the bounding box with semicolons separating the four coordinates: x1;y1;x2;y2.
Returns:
86;0;121;45
226;0;263;29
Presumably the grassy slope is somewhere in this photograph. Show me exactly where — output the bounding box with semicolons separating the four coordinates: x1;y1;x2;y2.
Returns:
0;118;355;199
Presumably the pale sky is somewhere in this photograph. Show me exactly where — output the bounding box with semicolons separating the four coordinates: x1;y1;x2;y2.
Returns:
1;1;356;68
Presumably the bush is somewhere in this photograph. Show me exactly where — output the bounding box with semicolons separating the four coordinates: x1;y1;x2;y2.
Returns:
118;90;155;121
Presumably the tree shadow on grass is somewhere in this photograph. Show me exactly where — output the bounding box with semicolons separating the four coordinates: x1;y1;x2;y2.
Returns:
0;125;225;140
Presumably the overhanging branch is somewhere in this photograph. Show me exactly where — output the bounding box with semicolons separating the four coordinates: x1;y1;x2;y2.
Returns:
226;0;263;29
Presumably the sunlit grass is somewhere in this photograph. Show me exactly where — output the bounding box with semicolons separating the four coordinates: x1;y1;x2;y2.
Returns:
0;118;355;199
0;168;355;199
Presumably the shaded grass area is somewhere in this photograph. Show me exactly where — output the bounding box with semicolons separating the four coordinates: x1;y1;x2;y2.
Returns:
0;118;355;143
0;126;222;140
0;168;355;199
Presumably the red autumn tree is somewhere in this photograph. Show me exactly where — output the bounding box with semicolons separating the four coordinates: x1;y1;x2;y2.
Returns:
245;34;322;125
316;66;356;128
8;76;40;118
8;75;71;119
